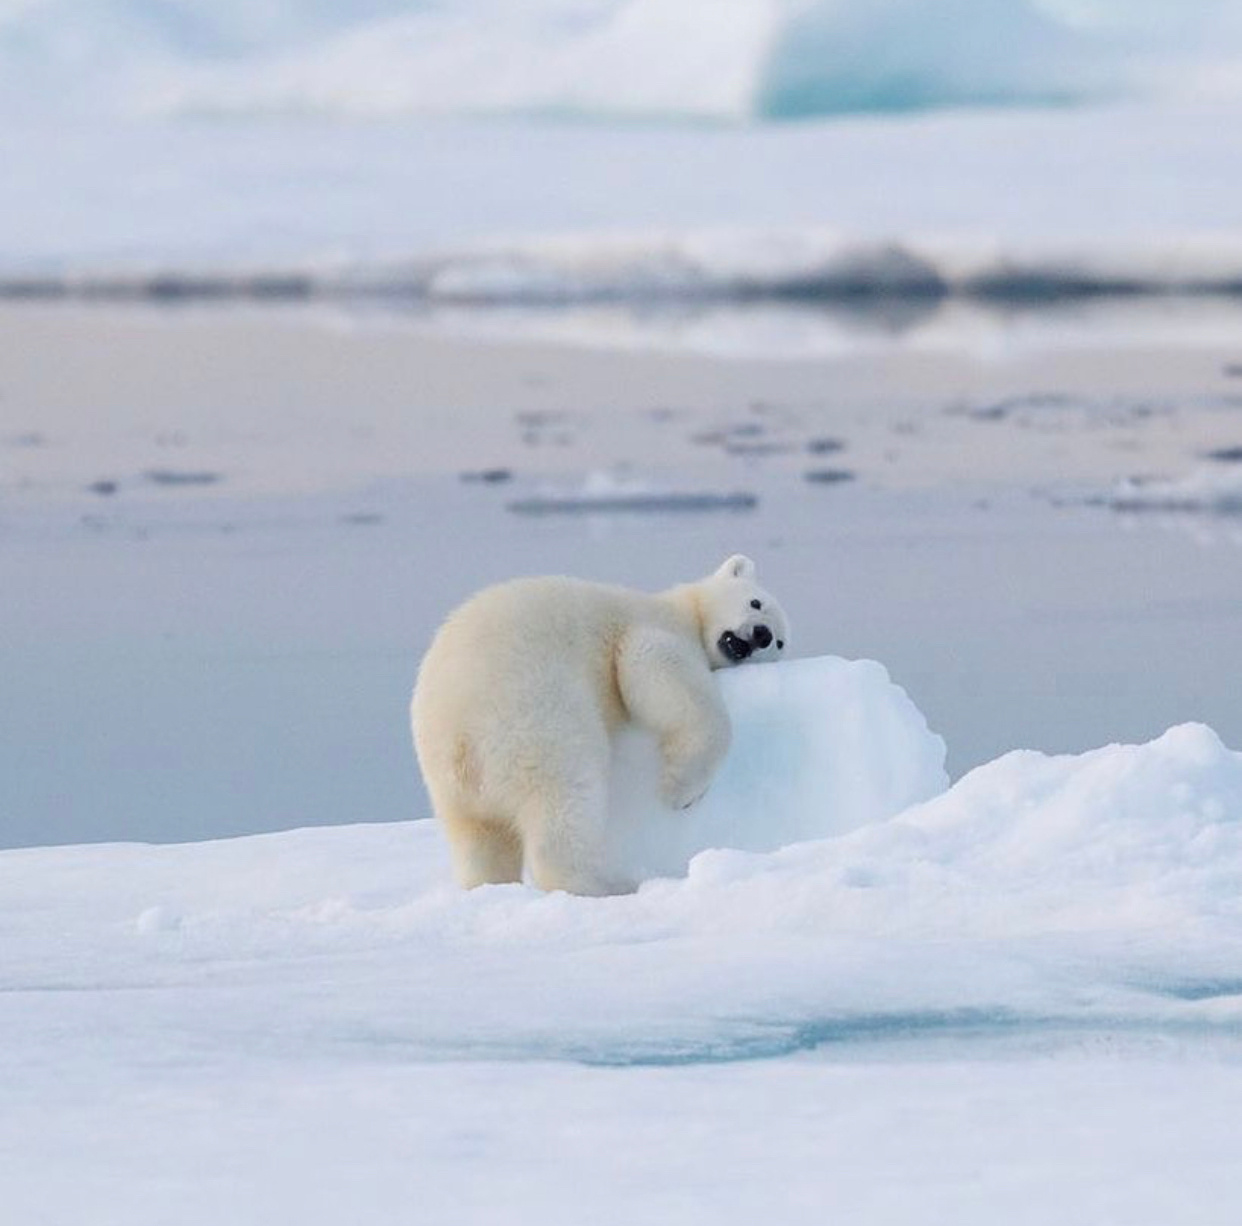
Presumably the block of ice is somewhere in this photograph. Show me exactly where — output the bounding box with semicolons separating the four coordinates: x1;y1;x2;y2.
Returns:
605;654;947;883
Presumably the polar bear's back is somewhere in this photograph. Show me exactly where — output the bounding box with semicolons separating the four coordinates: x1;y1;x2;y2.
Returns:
412;576;666;809
421;575;638;680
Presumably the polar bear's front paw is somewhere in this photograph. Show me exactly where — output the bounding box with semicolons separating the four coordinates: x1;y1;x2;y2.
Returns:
662;773;710;811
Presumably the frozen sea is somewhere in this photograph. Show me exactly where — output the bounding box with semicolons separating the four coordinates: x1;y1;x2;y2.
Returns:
3;303;1241;850
4;298;1242;1225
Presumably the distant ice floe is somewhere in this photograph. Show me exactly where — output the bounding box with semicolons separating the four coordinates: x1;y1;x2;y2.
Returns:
414;231;1242;305
507;471;758;515
6;0;1241;123
1104;467;1242;515
14;231;1242;307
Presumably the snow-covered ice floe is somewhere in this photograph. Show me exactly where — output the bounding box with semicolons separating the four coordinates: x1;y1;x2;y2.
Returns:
3;655;1241;1069
5;653;1242;1221
1102;466;1242;515
508;492;759;515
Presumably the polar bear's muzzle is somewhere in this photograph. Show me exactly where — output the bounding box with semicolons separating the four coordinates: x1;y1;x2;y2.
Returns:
717;630;754;662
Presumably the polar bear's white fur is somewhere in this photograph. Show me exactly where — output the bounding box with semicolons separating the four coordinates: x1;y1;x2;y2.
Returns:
411;555;789;895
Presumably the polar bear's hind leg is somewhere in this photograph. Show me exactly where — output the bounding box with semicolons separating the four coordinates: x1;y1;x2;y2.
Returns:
520;771;632;896
438;805;524;888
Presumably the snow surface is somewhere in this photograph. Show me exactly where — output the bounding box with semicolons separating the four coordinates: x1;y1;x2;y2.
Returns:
4;655;1242;1220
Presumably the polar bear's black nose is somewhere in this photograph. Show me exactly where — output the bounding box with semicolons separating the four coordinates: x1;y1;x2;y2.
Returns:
752;624;773;649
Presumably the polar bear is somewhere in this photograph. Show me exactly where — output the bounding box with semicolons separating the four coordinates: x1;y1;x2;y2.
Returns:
411;555;788;896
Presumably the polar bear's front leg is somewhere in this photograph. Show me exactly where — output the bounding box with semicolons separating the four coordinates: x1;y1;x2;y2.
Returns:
617;630;731;811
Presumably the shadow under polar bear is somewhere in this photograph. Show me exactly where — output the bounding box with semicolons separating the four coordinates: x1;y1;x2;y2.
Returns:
605;654;948;884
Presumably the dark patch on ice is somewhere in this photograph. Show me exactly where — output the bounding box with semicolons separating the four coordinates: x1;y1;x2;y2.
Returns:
1206;446;1242;464
339;511;384;526
514;410;566;427
514;410;575;449
460;468;513;484
144;469;223;487
693;422;801;457
1104;486;1242;515
965;272;1151;301
87;480;119;496
0;273;313;301
7;431;47;448
806;436;845;454
0;278;70;300
957;392;1078;422
569;1009;1242;1067
961;403;1008;422
723;441;793;457
803;468;856;485
1223;363;1242;378
645;406;679;423
1138;977;1242;1001
337;1008;1042;1068
508;491;758;515
693;423;774;449
578;1008;1041;1067
7;265;1242;311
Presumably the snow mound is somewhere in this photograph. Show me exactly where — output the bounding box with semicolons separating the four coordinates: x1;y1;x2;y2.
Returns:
687;721;1242;939
606;654;947;882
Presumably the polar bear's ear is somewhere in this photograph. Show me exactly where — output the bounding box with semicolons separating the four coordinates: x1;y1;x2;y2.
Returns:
717;554;755;580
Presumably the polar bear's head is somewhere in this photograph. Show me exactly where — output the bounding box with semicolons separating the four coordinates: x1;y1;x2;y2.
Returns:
696;554;789;670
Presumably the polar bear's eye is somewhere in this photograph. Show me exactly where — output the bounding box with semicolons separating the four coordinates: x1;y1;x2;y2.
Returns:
750;599;762;610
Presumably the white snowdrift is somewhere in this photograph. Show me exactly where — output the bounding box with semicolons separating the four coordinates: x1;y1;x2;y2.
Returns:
3;657;1240;1070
